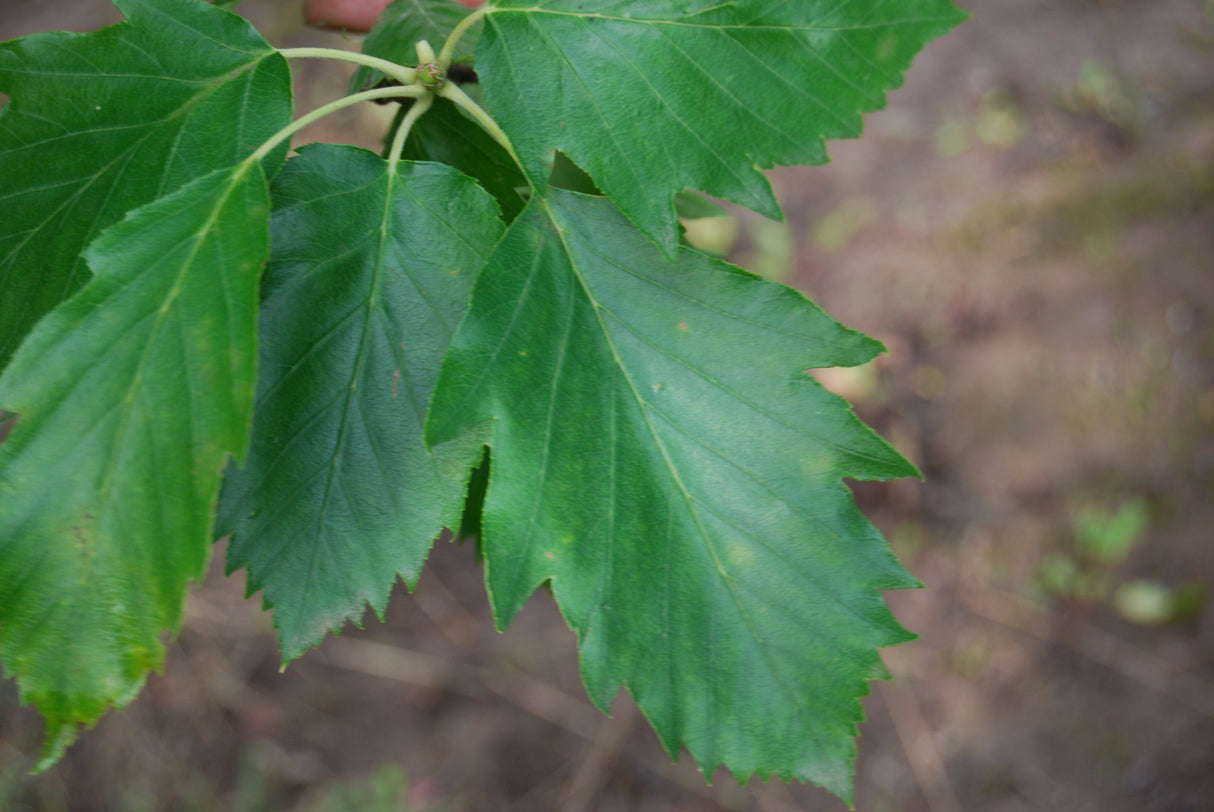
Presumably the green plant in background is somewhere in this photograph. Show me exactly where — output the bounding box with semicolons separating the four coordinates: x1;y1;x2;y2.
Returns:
0;0;965;803
1074;496;1152;565
1065;58;1144;136
302;764;415;812
1037;497;1204;625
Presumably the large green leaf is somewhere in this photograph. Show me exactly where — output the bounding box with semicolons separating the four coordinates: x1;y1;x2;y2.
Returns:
218;145;503;660
0;0;291;369
477;0;966;250
0;162;271;767
427;189;919;798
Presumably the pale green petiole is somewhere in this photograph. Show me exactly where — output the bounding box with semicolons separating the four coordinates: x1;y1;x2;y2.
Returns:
274;25;524;186
436;81;524;175
438;5;490;68
278;46;419;86
250;85;427;163
416;39;438;67
387;93;435;168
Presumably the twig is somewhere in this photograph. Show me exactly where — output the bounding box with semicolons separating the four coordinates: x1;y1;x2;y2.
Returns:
960;585;1214;719
319;635;721;803
321;635;463;694
559;700;637;810
409;569;484;650
879;677;964;812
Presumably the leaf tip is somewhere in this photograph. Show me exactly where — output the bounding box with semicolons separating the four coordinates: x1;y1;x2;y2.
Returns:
31;718;78;774
890;449;924;482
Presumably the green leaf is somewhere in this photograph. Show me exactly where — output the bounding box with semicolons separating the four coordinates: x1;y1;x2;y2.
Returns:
0;162;271;767
353;0;482;91
217;145;503;661
0;0;291;369
399;98;528;219
477;0;967;250
675;190;726;221
1073;497;1150;565
427;189;918;799
365;0;481;62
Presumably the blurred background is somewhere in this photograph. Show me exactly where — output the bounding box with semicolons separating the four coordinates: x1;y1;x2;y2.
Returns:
1;1;1212;809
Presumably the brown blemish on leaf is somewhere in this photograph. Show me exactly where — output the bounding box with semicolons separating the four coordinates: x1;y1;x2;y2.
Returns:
71;511;98;569
0;410;18;444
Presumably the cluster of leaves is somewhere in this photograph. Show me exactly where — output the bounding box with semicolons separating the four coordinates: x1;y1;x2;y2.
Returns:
0;0;964;803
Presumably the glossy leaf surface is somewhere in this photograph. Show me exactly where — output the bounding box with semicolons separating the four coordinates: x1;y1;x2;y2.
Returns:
0;0;290;368
0;163;271;767
428;190;919;798
218;146;502;659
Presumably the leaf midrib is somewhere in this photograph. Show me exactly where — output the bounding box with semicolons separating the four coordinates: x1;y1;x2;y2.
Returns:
298;164;398;617
537;195;818;737
97;163;254;498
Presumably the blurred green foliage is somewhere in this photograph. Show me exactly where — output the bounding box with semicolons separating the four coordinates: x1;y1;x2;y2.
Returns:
1037;497;1205;625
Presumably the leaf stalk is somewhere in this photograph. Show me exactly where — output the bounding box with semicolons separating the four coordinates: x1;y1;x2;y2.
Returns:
387;93;435;168
438;6;490;68
436;81;524;176
251;85;427;163
278;47;418;85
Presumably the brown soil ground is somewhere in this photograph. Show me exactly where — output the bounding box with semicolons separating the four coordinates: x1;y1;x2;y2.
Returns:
2;1;1213;810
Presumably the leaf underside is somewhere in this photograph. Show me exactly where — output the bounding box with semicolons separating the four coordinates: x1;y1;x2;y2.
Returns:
478;0;968;251
427;189;920;799
0;0;290;370
217;145;502;661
